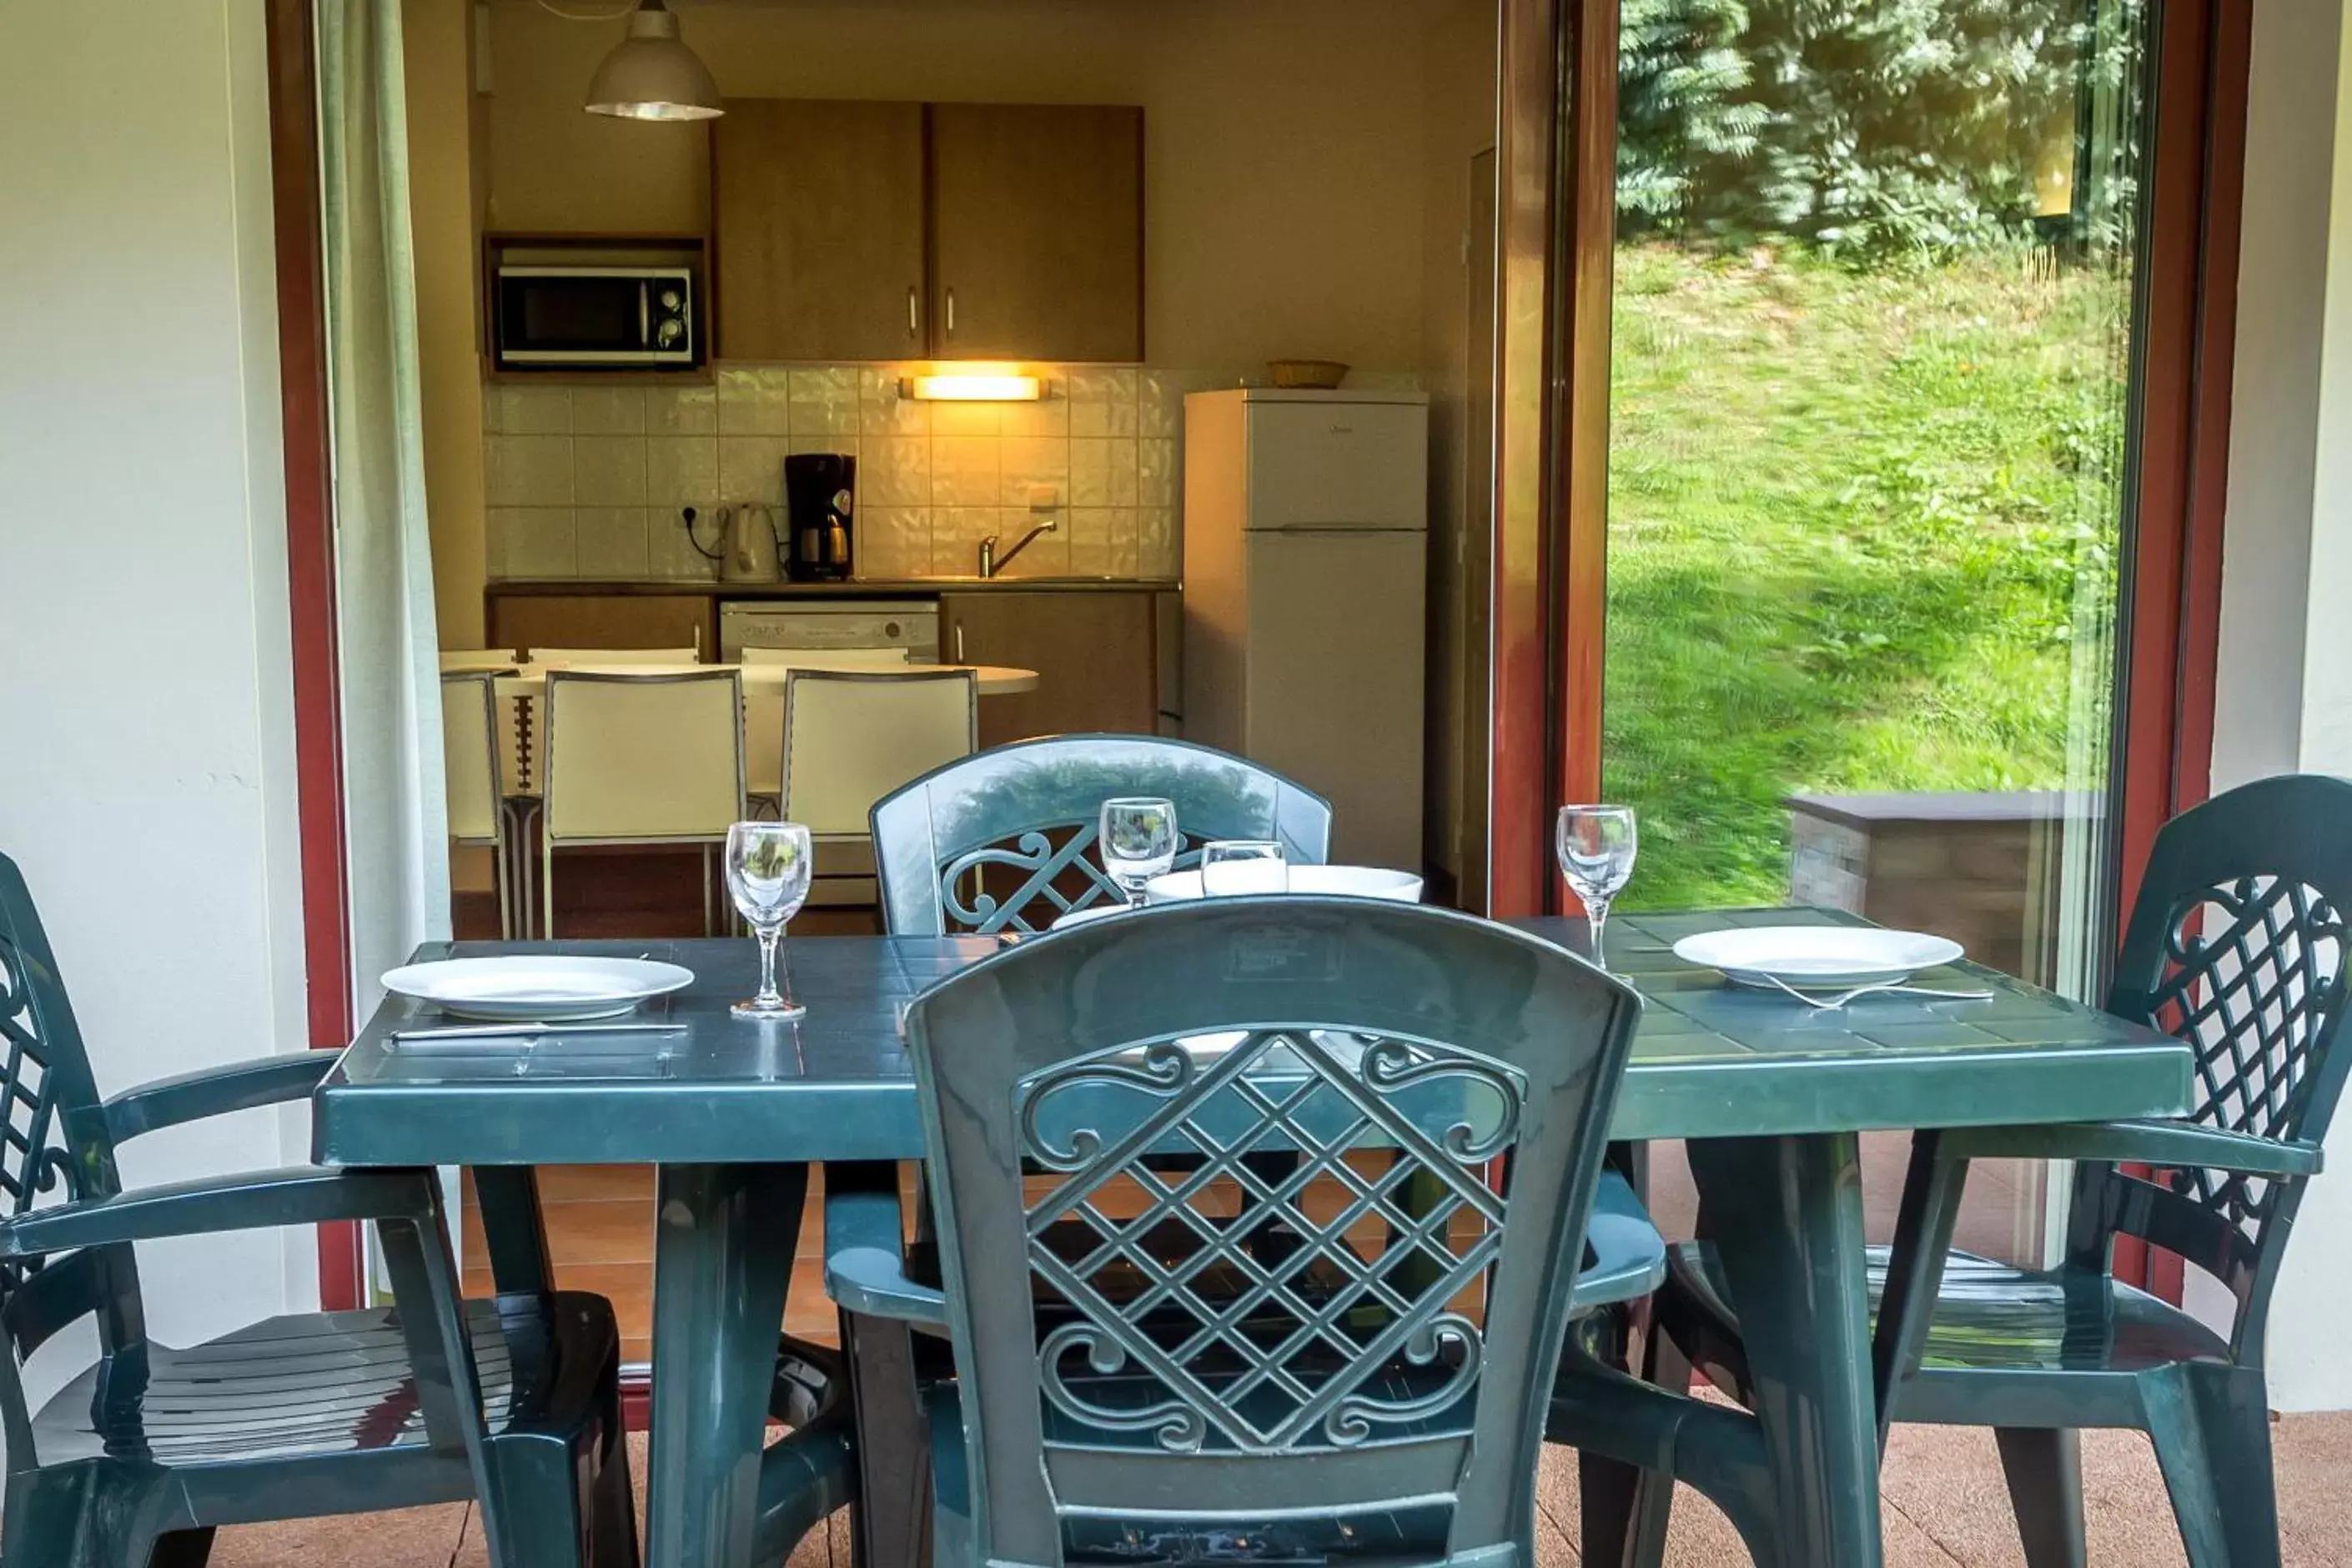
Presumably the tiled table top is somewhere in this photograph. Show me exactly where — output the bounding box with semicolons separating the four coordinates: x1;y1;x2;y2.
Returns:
314;908;2189;1165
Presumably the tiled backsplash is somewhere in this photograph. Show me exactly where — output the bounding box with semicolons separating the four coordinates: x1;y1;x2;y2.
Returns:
482;364;1196;583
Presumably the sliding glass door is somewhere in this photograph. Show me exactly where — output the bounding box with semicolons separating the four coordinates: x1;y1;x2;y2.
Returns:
1597;0;2157;1262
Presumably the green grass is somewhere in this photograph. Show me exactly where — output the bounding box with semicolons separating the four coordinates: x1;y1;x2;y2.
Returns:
1600;243;2131;908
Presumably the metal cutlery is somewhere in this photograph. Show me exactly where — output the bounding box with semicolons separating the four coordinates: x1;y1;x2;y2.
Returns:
1751;972;1996;1010
390;1020;688;1043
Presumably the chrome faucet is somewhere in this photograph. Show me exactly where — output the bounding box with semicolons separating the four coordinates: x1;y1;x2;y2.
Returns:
978;516;1058;578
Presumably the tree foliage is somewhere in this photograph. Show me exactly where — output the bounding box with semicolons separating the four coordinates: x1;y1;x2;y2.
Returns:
1619;0;2144;257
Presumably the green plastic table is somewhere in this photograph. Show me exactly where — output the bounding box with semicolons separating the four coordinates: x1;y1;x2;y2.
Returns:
314;907;2189;1568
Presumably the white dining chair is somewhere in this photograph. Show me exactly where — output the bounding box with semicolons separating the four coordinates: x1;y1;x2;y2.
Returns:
780;668;977;907
738;647;917;811
540;668;746;937
440;669;515;937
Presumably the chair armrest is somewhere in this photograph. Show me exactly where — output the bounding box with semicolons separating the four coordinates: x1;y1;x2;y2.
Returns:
103;1052;336;1143
1570;1170;1668;1314
0;1166;436;1260
1940;1119;2322;1179
823;1177;947;1328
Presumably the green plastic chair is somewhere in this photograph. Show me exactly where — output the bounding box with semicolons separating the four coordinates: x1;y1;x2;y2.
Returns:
868;734;1334;935
822;897;1672;1565
0;853;635;1568
1606;773;2352;1568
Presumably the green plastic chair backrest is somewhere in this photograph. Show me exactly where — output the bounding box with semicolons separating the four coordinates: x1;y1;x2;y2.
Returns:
902;897;1641;1566
2101;773;2352;1359
869;734;1334;935
0;853;143;1465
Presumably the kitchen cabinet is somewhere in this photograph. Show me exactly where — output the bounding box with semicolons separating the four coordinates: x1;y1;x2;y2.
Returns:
940;590;1162;749
485;592;717;661
927;104;1145;363
713;100;928;362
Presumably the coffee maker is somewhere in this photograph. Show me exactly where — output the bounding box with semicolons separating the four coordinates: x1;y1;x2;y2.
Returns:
784;453;856;581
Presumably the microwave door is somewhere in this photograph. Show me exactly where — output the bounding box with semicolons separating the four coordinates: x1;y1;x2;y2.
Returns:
500;272;674;365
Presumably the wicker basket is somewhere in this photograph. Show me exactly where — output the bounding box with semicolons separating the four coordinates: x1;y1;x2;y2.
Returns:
1268;359;1350;389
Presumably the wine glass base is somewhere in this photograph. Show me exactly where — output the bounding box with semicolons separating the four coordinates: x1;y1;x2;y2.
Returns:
731;998;807;1021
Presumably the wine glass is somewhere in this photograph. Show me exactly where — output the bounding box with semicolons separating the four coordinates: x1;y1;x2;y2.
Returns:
726;821;813;1019
1098;797;1179;907
1200;840;1289;897
1556;806;1638;969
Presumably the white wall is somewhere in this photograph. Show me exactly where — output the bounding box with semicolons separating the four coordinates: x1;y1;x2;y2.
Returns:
2211;0;2352;1411
0;0;318;1369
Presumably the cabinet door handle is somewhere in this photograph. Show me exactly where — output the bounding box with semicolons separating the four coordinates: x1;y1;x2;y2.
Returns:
955;624;965;663
907;285;918;339
946;287;956;338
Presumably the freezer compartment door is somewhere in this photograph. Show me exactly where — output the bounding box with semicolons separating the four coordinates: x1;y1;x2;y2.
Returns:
1243;530;1427;868
1245;402;1429;530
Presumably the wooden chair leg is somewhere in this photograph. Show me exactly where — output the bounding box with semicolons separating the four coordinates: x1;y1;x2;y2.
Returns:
2147;1366;2281;1568
1993;1428;2087;1568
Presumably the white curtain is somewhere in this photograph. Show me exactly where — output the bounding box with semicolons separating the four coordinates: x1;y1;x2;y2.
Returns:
318;0;450;1010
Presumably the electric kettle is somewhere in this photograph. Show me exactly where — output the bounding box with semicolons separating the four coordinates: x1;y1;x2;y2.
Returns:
719;503;781;584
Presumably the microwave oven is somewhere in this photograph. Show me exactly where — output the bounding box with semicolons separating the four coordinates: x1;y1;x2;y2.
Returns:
494;266;696;368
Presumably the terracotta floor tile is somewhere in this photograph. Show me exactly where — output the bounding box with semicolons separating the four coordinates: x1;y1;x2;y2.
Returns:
204;1404;2352;1568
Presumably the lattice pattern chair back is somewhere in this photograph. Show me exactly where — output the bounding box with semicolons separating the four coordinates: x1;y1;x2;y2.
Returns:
2100;773;2352;1354
0;855;143;1462
870;735;1334;935
904;898;1641;1566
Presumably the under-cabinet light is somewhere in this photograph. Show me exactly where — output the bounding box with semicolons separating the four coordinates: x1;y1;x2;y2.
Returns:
900;372;1044;402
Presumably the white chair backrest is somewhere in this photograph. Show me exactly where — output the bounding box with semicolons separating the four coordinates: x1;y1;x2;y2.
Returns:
781;670;978;837
528;646;701;668
440;671;504;844
543;670;745;842
741;649;916;799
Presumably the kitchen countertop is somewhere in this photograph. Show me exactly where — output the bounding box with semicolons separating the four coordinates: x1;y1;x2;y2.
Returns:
485;578;1179;597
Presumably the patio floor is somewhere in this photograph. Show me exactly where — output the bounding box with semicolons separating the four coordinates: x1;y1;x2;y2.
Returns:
204;1407;2352;1566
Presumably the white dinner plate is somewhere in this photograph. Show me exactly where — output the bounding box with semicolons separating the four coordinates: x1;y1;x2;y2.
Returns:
1142;866;1425;905
381;956;695;1023
1671;926;1965;990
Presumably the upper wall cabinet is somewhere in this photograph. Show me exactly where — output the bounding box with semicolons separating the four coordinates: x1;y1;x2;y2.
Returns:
713;99;928;363
712;99;1144;364
927;104;1145;364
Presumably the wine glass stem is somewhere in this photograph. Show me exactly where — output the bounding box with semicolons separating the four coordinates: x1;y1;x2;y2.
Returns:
756;927;782;1005
1588;897;1614;970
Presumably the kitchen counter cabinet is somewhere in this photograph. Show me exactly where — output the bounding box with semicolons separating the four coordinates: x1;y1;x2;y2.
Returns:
485;593;719;660
713;100;927;362
927;104;1144;363
939;590;1166;747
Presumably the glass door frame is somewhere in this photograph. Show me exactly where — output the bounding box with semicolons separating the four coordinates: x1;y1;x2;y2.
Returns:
1489;0;2252;1293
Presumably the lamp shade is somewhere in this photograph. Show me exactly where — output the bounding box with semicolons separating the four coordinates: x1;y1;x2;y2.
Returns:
585;2;722;122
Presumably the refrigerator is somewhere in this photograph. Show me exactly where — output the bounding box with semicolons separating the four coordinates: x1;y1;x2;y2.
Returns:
1183;388;1430;869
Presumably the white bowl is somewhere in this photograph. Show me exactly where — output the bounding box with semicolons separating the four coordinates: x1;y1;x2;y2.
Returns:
1671;926;1964;990
381;955;694;1023
1142;865;1425;904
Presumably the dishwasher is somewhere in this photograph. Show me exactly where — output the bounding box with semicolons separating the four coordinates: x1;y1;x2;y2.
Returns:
717;599;941;662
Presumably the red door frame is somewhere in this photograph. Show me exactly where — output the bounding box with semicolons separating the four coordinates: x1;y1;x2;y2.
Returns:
1496;0;2249;1292
264;0;364;1314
